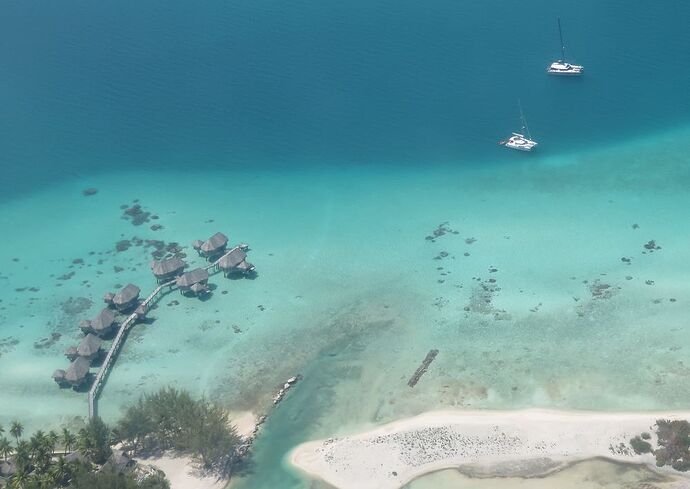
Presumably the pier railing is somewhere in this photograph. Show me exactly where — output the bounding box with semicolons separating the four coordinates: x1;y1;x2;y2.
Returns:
87;246;242;419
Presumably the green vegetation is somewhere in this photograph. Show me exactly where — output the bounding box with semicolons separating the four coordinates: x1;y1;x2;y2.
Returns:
0;418;168;489
116;387;241;474
655;419;690;471
68;465;169;489
631;419;690;472
0;388;241;487
630;435;652;454
76;417;111;465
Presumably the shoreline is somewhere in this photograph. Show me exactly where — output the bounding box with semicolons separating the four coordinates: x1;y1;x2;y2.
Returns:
144;411;257;489
289;409;690;489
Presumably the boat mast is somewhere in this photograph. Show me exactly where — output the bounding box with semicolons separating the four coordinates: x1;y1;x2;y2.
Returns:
558;17;566;61
518;100;532;140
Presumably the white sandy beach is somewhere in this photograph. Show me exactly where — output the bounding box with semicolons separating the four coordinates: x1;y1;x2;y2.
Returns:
144;411;257;489
146;454;226;489
289;409;690;489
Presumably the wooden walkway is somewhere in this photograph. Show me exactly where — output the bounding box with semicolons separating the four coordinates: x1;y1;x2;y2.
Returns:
87;246;243;419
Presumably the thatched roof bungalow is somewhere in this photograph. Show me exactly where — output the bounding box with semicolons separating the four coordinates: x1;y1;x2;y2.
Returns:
64;346;78;361
103;292;115;305
86;308;117;337
199;232;228;258
218;248;255;276
150;257;186;283
64;357;91;387
77;334;103;361
0;460;16;478
176;268;209;293
65;452;86;464
134;304;148;318
236;261;254;274
79;319;92;334
190;282;210;296
112;284;140;312
52;369;66;386
102;449;134;474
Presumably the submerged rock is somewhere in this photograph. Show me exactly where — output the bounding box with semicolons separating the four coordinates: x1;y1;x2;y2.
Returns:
61;297;92;316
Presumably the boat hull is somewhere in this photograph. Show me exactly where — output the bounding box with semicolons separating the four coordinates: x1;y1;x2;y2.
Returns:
547;62;584;76
499;133;538;152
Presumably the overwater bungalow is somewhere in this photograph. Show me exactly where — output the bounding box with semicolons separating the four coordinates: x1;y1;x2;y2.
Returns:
112;283;141;312
76;333;103;361
64;346;78;360
134;303;148;318
190;282;210;296
82;308;117;337
198;232;228;259
150;257;186;283
192;239;204;252
176;267;209;294
64;356;91;388
218;248;255;277
52;369;67;386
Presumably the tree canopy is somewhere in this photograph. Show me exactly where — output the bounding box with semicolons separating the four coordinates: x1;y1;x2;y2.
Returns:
116;387;240;473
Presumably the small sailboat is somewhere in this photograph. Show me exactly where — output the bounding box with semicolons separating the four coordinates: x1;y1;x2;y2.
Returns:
547;18;584;75
499;102;538;152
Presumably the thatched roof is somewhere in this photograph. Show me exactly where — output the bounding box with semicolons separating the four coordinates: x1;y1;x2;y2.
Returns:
200;232;228;253
190;283;208;294
0;460;16;477
64;357;90;384
64;346;78;359
90;308;116;334
52;369;66;381
65;451;87;464
106;449;134;473
150;257;186;278
192;239;204;250
77;334;102;357
113;284;140;307
79;319;92;333
237;261;254;272
176;268;209;288
218;248;247;270
135;304;148;317
103;292;115;303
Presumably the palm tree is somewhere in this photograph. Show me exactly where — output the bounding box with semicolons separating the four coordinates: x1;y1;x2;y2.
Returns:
77;428;95;460
9;469;30;489
0;436;11;461
61;428;76;453
9;420;23;444
47;430;59;455
49;456;73;486
29;430;45;458
37;471;57;489
12;441;31;476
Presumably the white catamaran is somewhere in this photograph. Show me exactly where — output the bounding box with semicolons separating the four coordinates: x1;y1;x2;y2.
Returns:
499;102;538;152
547;18;583;75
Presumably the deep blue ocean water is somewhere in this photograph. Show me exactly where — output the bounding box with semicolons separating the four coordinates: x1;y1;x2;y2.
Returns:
3;3;690;489
3;0;690;198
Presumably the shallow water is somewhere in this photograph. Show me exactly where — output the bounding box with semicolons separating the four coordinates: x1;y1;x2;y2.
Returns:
2;1;690;488
406;459;687;489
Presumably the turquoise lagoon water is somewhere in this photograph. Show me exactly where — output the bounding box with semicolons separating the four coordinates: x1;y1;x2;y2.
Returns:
2;1;690;488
